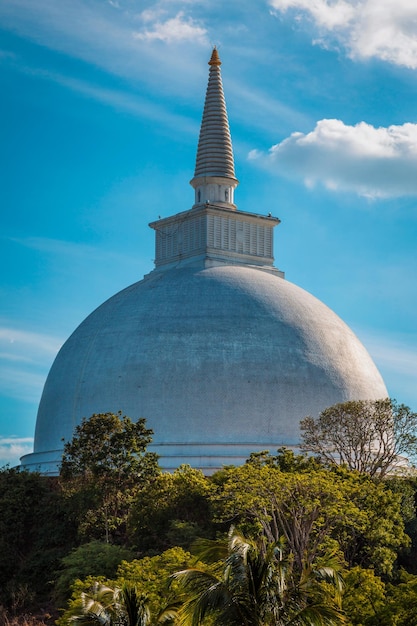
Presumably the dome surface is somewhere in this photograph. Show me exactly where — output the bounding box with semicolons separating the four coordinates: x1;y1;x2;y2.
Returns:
20;49;388;474
21;265;387;473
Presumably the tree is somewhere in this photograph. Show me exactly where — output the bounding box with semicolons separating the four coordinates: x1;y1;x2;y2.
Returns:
341;567;386;626
381;570;417;625
172;526;346;626
245;448;322;473
128;465;215;553
116;547;209;619
60;413;160;544
61;581;151;626
300;399;417;478
210;463;409;575
55;541;134;601
0;467;77;610
58;547;205;626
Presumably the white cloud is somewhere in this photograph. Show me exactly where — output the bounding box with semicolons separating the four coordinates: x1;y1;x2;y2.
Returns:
271;0;355;29
0;0;208;93
251;119;417;198
134;11;207;44
0;436;34;468
139;7;168;23
270;0;417;68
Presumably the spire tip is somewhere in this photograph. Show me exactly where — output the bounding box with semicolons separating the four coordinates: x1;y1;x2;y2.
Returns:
208;47;221;66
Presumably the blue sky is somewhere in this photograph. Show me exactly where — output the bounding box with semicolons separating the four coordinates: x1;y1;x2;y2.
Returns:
1;0;417;468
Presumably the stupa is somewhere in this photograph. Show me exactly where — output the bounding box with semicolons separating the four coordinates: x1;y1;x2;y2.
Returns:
20;49;387;475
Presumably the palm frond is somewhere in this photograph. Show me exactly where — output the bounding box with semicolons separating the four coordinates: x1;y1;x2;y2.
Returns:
286;601;347;625
119;584;150;626
191;537;229;564
69;614;109;626
171;527;347;626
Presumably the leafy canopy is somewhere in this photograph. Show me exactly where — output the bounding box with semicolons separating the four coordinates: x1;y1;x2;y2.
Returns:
128;465;215;552
59;413;160;544
60;580;151;626
172;526;347;626
210;462;409;575
58;547;205;625
60;412;159;485
0;467;76;609
55;540;134;601
300;398;417;478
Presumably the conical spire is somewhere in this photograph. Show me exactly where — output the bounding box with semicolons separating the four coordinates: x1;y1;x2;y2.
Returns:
149;48;282;274
190;48;238;209
194;48;235;179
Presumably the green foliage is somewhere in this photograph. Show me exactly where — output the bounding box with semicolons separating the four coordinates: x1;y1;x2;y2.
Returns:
116;547;205;618
0;467;77;609
58;547;203;625
246;447;323;472
385;476;417;573
333;468;410;575
300;399;417;478
385;476;417;524
3;425;417;623
60;413;159;484
55;540;134;601
381;570;417;625
59;581;151;626
128;465;215;553
173;526;346;626
60;413;160;544
342;567;386;625
210;463;409;575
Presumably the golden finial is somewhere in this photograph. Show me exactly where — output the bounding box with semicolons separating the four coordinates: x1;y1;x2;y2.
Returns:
208;47;221;66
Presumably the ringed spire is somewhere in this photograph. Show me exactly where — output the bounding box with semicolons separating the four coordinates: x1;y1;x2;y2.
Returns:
191;48;239;210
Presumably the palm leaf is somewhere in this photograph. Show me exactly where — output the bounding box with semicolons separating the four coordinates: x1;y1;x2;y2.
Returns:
118;584;150;626
171;527;347;626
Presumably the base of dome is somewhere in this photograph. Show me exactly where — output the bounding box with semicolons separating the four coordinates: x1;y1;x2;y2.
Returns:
20;442;301;476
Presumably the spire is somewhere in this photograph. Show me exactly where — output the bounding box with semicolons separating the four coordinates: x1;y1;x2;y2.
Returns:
190;48;239;209
149;48;282;275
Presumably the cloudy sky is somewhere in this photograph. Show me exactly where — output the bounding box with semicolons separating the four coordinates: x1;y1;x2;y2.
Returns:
1;0;417;468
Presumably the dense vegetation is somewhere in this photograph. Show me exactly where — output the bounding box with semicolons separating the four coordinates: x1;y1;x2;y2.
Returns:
1;409;417;625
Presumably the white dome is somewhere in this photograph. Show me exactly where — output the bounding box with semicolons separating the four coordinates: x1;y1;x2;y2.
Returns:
21;265;387;474
20;50;388;474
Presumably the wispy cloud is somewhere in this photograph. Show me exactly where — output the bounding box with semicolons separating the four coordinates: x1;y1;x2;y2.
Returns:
0;324;62;403
0;49;16;60
250;119;417;198
370;340;417;380
227;78;311;135
0;326;61;357
0;0;130;58
0;436;34;468
46;72;196;132
134;11;208;44
0;366;47;404
0;235;155;407
0;0;209;91
5;61;198;135
360;331;417;405
270;0;417;68
10;235;147;267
